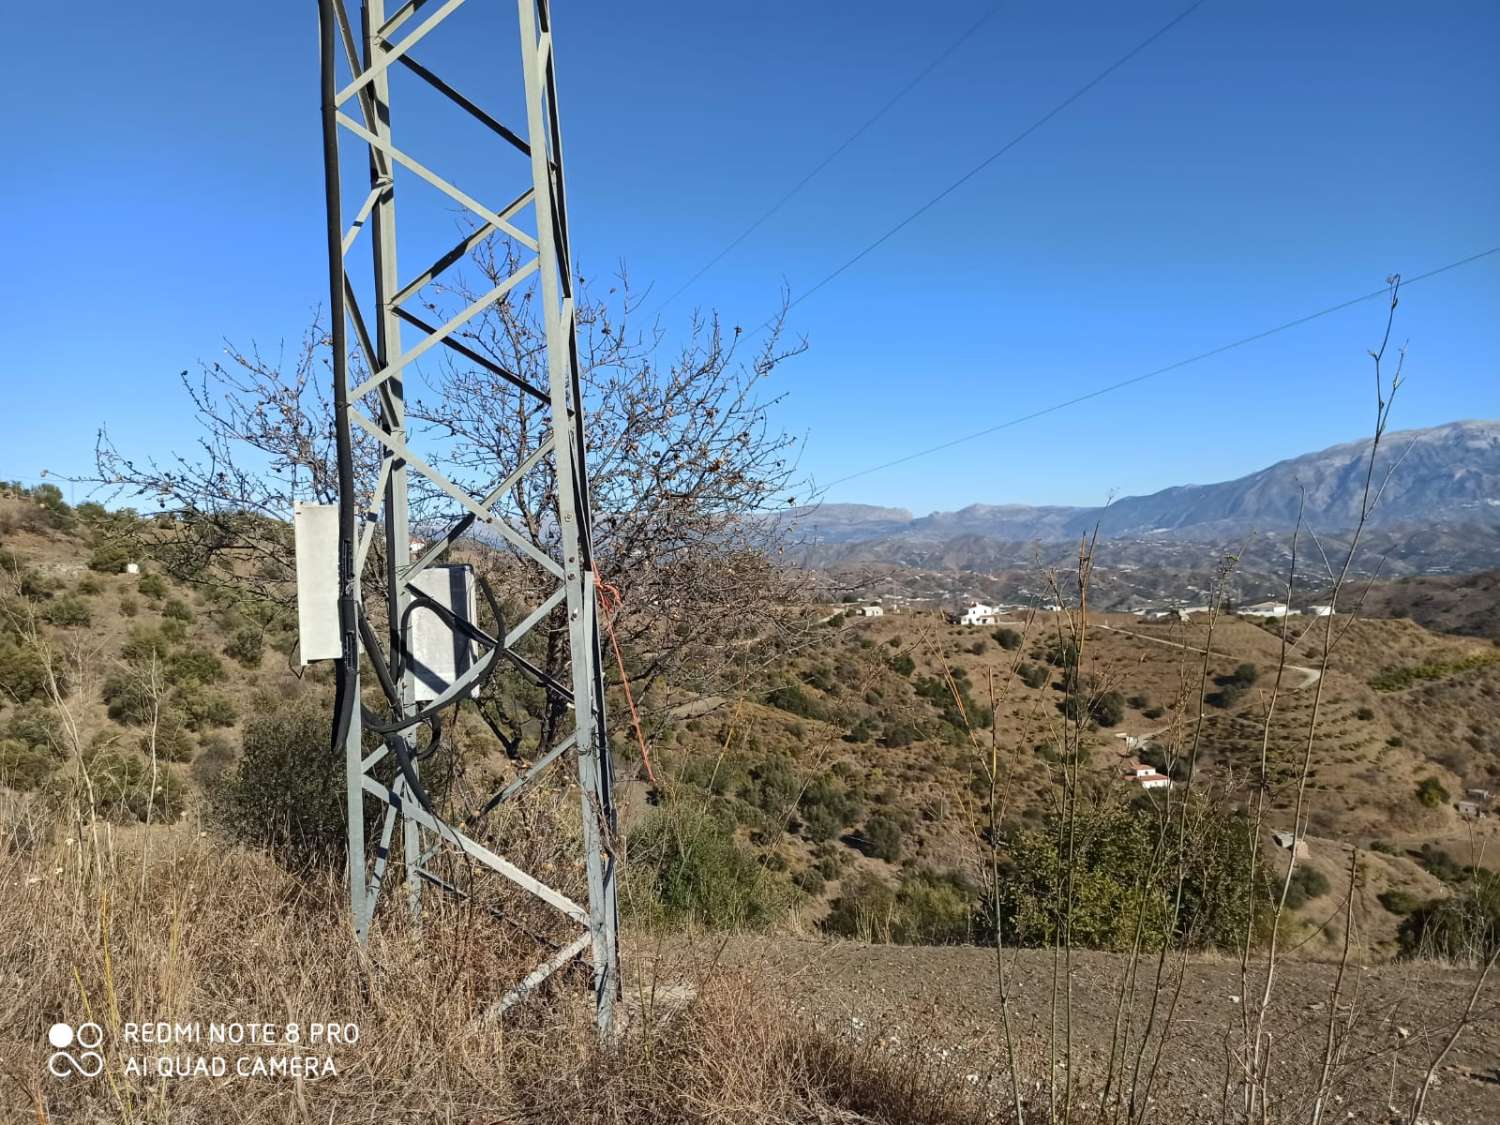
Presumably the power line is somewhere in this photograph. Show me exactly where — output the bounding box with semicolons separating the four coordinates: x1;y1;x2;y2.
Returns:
820;245;1500;490
653;2;1005;316
757;0;1208;333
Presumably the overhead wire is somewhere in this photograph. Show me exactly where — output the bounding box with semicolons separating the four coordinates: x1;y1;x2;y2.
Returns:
751;0;1209;335
652;1;1005;316
818;245;1500;490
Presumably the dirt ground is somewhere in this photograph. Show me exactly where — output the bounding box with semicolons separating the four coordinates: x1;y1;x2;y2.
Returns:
635;936;1500;1124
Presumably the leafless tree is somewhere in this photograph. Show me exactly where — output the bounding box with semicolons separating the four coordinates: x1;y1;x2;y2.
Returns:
93;247;812;733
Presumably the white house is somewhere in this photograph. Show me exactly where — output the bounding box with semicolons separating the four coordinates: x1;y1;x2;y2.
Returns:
1243;601;1290;618
858;604;884;617
1302;604;1334;617
951;603;998;627
1123;763;1170;790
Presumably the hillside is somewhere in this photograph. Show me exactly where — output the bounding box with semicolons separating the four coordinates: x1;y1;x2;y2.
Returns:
1360;568;1500;641
4;483;1498;962
795;420;1500;582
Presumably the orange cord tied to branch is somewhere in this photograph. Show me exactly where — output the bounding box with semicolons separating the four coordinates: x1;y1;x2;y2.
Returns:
593;573;657;786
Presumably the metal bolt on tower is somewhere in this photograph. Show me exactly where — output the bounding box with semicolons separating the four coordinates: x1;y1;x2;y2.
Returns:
311;0;619;1032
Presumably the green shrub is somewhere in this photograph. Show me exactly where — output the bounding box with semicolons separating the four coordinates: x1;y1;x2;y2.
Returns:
1371;653;1500;692
766;683;820;719
1398;872;1500;962
140;713;197;762
162;597;194;623
87;752;184;822
191;733;237;789
824;870;980;944
0;739;56;790
1354;706;1375;721
224;626;264;667
854;814;903;862
0;639;50;703
626;803;792;930
76;576;102;596
1415;776;1449;809
119;595;138;617
137;573;167;600
992;627;1022;651
87;540;132;574
1090;691;1126;727
171;682;237;731
890;653;915;677
121;623;174;663
102;671;156;725
213;705;345;871
1282;865;1330;911
1011;662;1044;690
1378;888;1421;915
882;721;919;748
41;595;91;627
165;645;225;686
997;801;1256;952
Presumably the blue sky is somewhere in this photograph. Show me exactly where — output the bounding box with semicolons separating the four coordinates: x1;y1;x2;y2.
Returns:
3;0;1496;513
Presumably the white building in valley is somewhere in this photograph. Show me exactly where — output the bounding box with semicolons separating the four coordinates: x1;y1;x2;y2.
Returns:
1243;601;1290;618
1124;763;1171;790
951;602;999;627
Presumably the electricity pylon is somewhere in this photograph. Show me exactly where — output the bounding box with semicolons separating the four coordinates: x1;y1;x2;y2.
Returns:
313;0;619;1032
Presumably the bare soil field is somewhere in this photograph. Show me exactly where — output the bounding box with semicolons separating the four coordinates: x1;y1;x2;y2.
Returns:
643;935;1500;1124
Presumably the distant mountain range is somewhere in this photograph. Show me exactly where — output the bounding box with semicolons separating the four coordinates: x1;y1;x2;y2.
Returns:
793;421;1500;585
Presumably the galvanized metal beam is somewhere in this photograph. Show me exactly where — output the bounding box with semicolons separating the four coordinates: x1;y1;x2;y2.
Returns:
318;0;620;1036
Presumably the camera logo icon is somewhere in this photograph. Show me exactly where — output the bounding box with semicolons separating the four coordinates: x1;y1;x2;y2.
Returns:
47;1023;105;1078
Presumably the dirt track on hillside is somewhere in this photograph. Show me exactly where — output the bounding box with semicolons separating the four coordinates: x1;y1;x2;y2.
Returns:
636;937;1500;1123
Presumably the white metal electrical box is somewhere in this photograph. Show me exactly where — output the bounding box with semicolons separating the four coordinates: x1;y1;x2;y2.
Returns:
409;564;478;702
293;502;342;663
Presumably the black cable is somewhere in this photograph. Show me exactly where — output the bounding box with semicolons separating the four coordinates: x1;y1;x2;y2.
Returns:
318;0;360;760
819;246;1500;489
652;0;1005;316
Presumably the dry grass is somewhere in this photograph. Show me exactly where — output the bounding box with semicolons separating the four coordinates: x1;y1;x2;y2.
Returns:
0;822;1003;1125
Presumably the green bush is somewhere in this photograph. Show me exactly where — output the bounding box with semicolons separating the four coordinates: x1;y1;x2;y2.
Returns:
137;573;167;600
0;739;56;790
102;671;156;725
1378;888;1421;915
1090;691;1126;727
224;626;264;667
1415;776;1449;809
996;801;1256;952
1398;872;1500;961
87;540;132;574
41;594;91;627
1371;653;1500;692
992;627;1022;651
171;682;237;731
76;576;102;596
823;870;980;944
87;752;184;822
140;713;197;762
165;646;225;686
854;814;903;862
1354;706;1375;721
119;595;138;617
162;597;194;623
890;653;915;676
213;705;345;871
121;624;175;663
766;683;820;719
0;639;50;703
626;803;792;930
1282;865;1330;911
1017;662;1049;690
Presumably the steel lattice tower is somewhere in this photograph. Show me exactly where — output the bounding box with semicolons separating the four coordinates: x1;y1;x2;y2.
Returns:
314;0;619;1032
